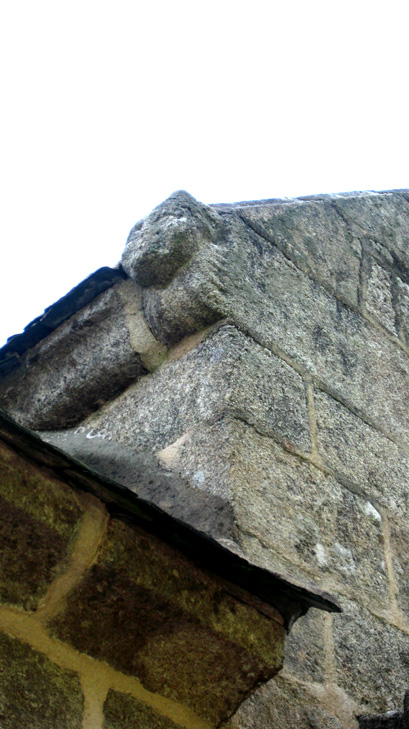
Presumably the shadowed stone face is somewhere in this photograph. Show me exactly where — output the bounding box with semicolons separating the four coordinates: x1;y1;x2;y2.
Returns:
0;441;83;610
50;519;286;725
0;631;84;729
38;428;236;542
103;690;184;729
0;494;68;609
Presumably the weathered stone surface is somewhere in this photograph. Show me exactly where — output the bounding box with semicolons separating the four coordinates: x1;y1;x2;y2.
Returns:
332;192;409;275
103;690;184;729
228;674;342;729
0;267;127;374
138;209;409;447
153;417;387;606
389;517;409;619
0;630;83;728
0;441;83;609
141;236;226;343
226;238;409;448
315;390;409;517
38;429;235;540
122;190;222;287
164;415;244;500
211;420;388;606
3;188;409;729
0;281;152;430
395;276;409;347
365;260;397;334
333;599;409;713
237;197;361;306
51;518;285;725
81;324;310;452
284;609;327;684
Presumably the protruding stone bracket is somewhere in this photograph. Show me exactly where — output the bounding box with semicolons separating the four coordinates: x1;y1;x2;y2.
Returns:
122;191;222;287
121;191;227;346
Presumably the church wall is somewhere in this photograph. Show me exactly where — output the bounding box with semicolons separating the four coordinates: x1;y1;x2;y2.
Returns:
86;191;409;728
2;189;409;727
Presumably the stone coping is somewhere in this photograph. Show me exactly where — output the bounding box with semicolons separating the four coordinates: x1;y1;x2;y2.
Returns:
0;266;127;374
2;189;407;371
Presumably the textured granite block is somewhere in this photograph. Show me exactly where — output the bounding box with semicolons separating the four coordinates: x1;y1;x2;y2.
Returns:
50;518;285;725
103;690;184;729
229;674;342;729
0;630;83;729
0;441;83;609
0;282;157;429
238;196;361;306
83;324;311;452
315;390;409;518
333;600;409;713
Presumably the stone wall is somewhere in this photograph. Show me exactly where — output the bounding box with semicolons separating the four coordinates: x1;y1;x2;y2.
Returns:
2;189;409;728
0;436;289;729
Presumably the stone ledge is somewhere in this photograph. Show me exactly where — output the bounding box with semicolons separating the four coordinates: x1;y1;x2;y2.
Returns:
0;280;166;430
81;322;311;453
0;266;127;375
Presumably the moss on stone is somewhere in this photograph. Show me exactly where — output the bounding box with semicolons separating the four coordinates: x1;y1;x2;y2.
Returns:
50;518;285;725
0;442;83;537
0;494;69;609
103;690;184;729
0;630;83;729
0;442;84;609
94;519;285;665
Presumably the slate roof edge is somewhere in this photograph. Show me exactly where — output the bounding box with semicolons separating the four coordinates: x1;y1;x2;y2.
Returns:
0;266;128;374
0;408;341;627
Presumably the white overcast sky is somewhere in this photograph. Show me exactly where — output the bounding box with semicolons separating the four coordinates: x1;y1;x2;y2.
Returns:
0;0;407;346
